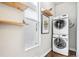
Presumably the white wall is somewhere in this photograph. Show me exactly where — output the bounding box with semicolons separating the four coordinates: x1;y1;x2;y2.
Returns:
0;3;23;22
0;3;24;57
24;2;55;57
0;25;24;57
77;3;79;57
55;2;77;51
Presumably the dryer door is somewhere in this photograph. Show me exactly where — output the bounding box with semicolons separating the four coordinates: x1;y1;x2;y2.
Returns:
54;38;66;49
53;37;69;56
53;19;67;34
54;19;66;29
53;14;69;34
53;20;60;34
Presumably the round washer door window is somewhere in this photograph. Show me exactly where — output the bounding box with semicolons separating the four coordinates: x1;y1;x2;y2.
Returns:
54;19;66;29
54;37;66;49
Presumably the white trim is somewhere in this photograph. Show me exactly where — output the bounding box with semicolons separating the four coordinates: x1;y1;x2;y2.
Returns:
40;49;51;57
38;2;41;46
70;48;76;52
25;44;39;51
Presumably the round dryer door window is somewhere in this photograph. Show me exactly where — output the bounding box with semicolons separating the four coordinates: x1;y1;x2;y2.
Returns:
54;20;66;29
54;37;66;49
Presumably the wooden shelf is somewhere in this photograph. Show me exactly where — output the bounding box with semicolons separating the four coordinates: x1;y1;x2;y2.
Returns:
41;9;53;17
0;19;25;26
0;2;29;11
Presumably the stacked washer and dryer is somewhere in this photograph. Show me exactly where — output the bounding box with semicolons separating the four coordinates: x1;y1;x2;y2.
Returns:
52;14;69;56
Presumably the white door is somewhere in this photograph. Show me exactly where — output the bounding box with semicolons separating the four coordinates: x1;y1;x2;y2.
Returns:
24;19;39;49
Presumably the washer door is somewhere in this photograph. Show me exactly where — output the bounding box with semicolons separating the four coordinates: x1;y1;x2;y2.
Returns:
54;19;66;29
54;37;66;49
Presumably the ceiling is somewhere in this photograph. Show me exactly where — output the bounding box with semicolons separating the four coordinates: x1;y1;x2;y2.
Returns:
52;2;64;6
21;2;38;11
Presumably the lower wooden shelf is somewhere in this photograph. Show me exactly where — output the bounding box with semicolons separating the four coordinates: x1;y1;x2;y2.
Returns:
0;19;25;26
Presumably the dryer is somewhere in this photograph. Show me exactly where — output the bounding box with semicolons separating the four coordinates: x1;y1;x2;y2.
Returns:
53;14;69;35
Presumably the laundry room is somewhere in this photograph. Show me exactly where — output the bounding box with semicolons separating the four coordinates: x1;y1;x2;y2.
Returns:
0;2;79;57
40;2;77;56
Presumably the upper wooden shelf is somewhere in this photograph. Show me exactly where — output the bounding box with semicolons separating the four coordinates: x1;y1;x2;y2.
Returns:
0;2;29;11
0;19;28;26
41;9;53;17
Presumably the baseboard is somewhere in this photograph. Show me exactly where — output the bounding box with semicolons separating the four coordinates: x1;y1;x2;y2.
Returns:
70;48;76;52
41;49;51;57
76;51;79;57
40;48;76;57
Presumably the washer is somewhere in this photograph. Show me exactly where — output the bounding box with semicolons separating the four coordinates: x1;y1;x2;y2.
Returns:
53;14;69;35
53;34;69;56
